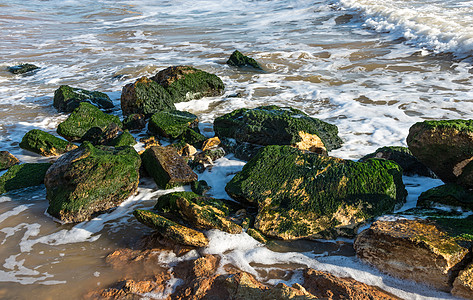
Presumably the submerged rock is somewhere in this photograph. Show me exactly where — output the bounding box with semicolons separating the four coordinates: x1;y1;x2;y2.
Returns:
407;120;473;187
45;142;140;223
226;50;263;70
354;217;473;292
0;163;52;195
214;105;342;160
148;110;199;139
57;102;122;142
120;76;176;117
7;63;39;74
19;129;77;156
0;151;19;171
360;146;435;177
141;146;197;189
226;145;406;240
133;209;208;247
53;85;114;113
418;183;473;211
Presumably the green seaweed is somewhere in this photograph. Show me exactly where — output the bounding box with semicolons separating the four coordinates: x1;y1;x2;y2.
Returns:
107;130;136;147
148;110;198;139
126;78;176;116
0;163;51;195
19;129;76;156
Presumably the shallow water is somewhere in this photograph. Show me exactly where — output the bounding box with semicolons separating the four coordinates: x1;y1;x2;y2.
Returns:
1;0;472;298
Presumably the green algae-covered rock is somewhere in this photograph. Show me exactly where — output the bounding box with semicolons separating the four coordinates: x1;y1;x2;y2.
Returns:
150;66;225;103
191;180;211;196
407;120;473;187
247;228;268;244
57;102;122;142
19;129;78;156
53;85;114;113
7;63;39;75
0;151;19;171
121;76;176;117
214;106;342;159
355;216;473;292
226;145;406;240
155;191;242;234
133;209;208;247
141;146;197;189
123;113;146;132
360;146;435;177
107;130;136;147
0;163;52;195
226;50;262;70
179;128;207;149
45;142;140;223
418;183;473;211
148;110;198;139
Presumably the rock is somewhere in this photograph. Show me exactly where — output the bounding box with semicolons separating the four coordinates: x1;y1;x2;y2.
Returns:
418;183;473;211
452;262;473;299
227;50;263;70
360;146;435;177
133;209;208;247
191;180;210;196
107;130;136;147
214;105;342;160
354;218;473;291
156;191;242;234
302;268;400;300
247;228;268;244
150;65;225;103
407;120;473;187
0;151;19;171
139;136;160;150
334;14;354;25
57;102;122;142
7;63;39;74
53;85;114;113
226;145;406;240
19;129;77;156
120;76;176;117
81;123;122;146
141;146;197;189
179;128;207;149
202;137;221;151
45;142;140;223
148;110;199;139
122;113;146;132
0;163;51;195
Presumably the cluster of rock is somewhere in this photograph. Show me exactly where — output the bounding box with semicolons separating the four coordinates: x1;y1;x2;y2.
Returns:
4;53;473;299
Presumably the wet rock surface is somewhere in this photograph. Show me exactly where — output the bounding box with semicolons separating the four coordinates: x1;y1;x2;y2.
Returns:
0;163;52;195
53;85;114;113
7;63;39;74
19;129;77;156
0;151;19;171
227;50;263;70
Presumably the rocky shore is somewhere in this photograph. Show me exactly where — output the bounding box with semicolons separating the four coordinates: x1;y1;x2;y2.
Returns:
3;53;473;299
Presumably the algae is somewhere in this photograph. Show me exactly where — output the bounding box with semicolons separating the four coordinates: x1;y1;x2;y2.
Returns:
19;129;77;156
0;163;52;195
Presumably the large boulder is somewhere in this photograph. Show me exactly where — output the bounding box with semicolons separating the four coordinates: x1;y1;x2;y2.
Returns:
133;209;208;247
0;163;52;195
214;106;342;160
360;146;435;177
226;145;406;240
19;129;77;156
120;76;176;117
0;151;19;171
148;110;199;139
354;217;473;292
53;85;114;113
418;183;473;211
44;142;140;223
227;50;263;70
57;102;122;142
141;146;197;189
407;120;473;187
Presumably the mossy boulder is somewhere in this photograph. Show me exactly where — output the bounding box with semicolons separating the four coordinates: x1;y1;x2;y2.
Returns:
150;66;225;103
226;145;406;240
354;217;473;292
123;113;146;132
214;106;342;160
57;102;122;142
53;85;114;113
0;151;19;171
418;183;473;211
19;129;77;156
407;120;473;187
7;63;39;75
0;163;52;195
44;142;140;223
179;128;207;149
156;191;242;234
360;146;435;177
106;130;136;147
120;77;176;117
148;110;199;139
133;209;208;247
227;50;262;70
141;146;197;189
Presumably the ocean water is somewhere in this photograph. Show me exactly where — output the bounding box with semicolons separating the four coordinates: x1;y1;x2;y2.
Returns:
0;0;472;298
